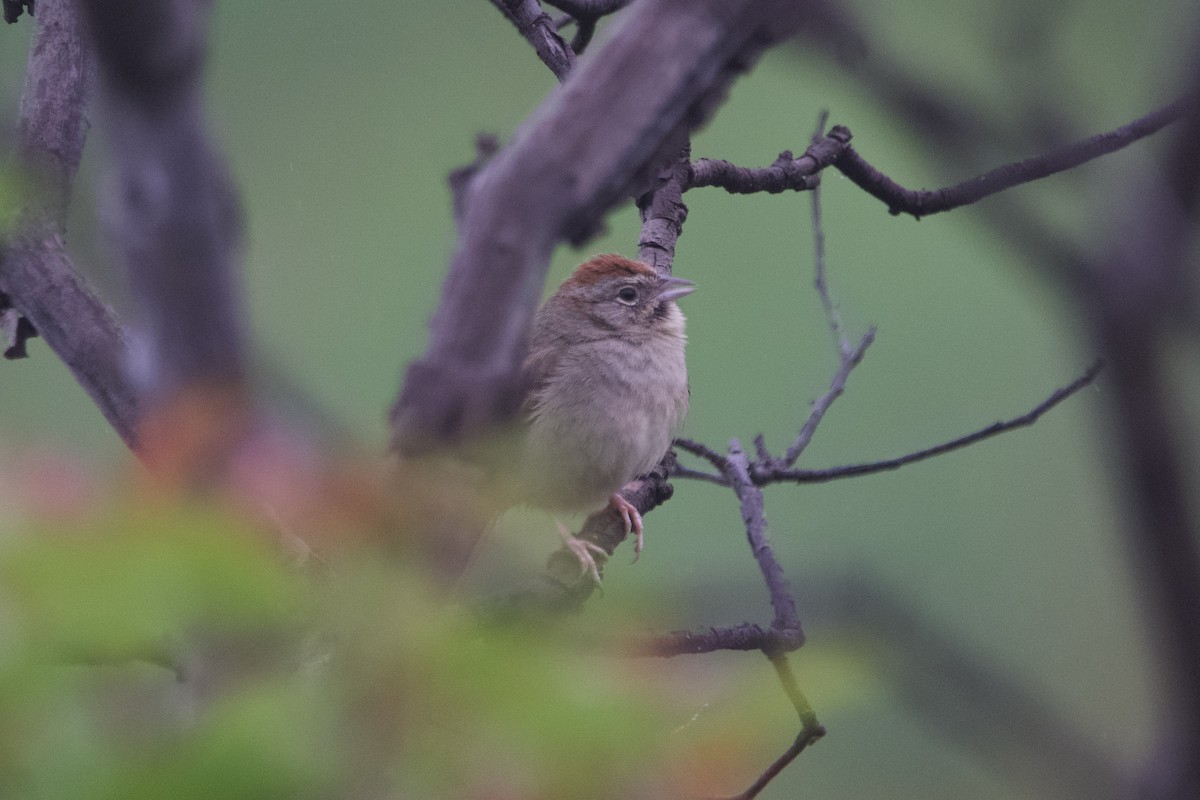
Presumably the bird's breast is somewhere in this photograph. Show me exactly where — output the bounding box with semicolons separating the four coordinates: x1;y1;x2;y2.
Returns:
521;333;688;512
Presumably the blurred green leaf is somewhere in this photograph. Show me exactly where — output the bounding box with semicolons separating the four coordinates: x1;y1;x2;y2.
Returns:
0;503;304;663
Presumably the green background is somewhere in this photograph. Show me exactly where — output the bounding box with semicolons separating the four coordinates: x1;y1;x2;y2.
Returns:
3;1;1196;797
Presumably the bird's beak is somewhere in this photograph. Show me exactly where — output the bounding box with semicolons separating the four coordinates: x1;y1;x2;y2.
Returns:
655;276;696;303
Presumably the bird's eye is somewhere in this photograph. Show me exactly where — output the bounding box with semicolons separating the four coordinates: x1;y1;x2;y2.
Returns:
616;287;638;304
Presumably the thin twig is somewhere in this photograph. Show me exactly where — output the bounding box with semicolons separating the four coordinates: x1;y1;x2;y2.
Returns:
808;114;849;357
781;327;875;466
765;359;1104;485
636;135;691;275
714;654;825;800
835;97;1188;218
673;437;730;471
632;621;801;658
670;462;729;486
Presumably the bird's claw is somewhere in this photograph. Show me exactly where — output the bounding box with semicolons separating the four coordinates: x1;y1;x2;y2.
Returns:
609;493;644;563
556;520;607;585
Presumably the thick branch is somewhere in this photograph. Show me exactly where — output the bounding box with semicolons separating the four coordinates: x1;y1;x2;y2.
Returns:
79;0;246;398
636;134;691;274
1085;66;1200;797
392;0;807;453
835;98;1187;218
0;0;138;446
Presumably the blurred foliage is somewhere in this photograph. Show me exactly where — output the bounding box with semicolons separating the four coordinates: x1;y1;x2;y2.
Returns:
2;1;1198;798
0;463;856;799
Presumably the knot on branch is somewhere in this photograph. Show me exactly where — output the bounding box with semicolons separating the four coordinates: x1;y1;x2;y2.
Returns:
3;0;33;24
0;291;38;359
685;124;853;195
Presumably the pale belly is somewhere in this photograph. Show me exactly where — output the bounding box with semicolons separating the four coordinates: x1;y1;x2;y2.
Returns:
521;337;687;513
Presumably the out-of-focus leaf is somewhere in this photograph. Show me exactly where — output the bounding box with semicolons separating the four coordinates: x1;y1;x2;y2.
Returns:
0;502;304;662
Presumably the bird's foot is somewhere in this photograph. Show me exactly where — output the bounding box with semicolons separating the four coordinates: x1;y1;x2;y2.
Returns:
609;493;644;563
556;520;608;585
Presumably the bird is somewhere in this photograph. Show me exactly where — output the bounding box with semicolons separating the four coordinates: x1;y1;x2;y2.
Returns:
515;253;693;583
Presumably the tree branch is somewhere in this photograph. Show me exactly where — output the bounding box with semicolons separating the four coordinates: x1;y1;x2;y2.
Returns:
490;451;678;613
761;359;1104;485
489;0;575;81
392;0;807;454
686;125;851;194
79;0;247;401
2;0;33;24
779;327;873;467
543;0;633;17
715;654;824;800
0;0;138;446
835;98;1188;219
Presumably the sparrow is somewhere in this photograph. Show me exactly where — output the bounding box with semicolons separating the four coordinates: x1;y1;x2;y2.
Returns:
517;253;693;583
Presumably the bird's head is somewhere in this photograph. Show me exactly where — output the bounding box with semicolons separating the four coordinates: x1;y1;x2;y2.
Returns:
549;254;695;340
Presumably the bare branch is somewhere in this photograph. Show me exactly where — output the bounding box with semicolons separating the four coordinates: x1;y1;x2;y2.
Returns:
636;134;690;274
715;654;825;800
808;116;849;356
631;621;802;658
491;451;678;613
80;0;247;400
726;438;799;639
763;359;1104;485
781;327;874;467
673;436;729;471
836;98;1188;219
543;0;633;17
686;125;850;194
0;0;139;446
489;0;575;81
1084;62;1200;797
567;15;596;53
670;462;728;486
392;0;807;454
3;0;33;24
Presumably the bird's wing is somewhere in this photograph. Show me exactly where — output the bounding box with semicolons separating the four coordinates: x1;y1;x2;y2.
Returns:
519;340;561;420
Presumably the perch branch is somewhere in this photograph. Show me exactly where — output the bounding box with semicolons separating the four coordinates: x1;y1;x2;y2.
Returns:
392;0;807;453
